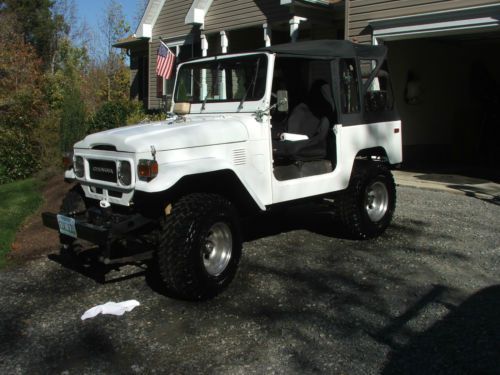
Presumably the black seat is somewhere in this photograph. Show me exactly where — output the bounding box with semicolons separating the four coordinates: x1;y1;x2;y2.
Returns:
273;81;334;162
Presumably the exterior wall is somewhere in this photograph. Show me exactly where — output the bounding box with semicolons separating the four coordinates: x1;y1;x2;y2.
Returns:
130;47;149;105
346;0;500;44
149;0;196;109
144;0;343;109
203;0;289;34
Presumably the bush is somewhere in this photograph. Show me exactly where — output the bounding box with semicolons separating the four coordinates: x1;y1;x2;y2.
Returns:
126;100;165;125
60;87;86;152
0;130;41;184
86;100;129;134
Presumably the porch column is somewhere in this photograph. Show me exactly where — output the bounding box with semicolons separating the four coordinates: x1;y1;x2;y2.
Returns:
219;31;228;99
201;34;208;99
289;16;307;42
263;23;272;47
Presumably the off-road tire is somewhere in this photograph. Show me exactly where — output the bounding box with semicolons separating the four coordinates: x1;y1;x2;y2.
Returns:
337;161;396;239
157;193;242;301
59;185;87;255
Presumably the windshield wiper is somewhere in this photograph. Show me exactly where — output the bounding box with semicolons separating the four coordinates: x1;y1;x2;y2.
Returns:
238;58;261;111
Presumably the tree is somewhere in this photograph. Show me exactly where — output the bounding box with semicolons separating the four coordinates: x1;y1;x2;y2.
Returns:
0;13;45;182
97;0;131;101
99;0;130;59
0;0;65;70
134;0;149;25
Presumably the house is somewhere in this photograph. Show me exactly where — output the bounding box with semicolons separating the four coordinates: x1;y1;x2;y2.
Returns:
114;0;345;110
346;0;500;167
116;0;500;168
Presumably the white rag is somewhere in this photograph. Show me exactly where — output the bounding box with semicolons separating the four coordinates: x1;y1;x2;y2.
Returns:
280;133;309;142
81;300;140;320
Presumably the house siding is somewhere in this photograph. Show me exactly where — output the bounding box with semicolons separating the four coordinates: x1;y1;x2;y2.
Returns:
148;0;195;109
346;0;500;44
203;0;289;33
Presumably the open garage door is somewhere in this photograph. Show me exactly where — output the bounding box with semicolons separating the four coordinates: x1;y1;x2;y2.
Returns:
371;5;500;171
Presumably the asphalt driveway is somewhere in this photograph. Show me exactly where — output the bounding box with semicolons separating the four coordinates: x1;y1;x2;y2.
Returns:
1;186;499;374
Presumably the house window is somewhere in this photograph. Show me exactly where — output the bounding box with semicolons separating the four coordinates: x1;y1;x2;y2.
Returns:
340;58;360;113
158;42;200;106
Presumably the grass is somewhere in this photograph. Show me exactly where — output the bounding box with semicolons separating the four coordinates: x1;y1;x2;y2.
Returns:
0;178;43;268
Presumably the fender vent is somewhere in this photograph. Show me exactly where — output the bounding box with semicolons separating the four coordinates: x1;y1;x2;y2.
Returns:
232;149;247;166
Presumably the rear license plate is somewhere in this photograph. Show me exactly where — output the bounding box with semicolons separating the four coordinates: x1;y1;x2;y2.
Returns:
57;214;77;238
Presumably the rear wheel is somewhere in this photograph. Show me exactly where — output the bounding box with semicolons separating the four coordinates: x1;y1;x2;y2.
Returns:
157;193;242;300
337;161;396;239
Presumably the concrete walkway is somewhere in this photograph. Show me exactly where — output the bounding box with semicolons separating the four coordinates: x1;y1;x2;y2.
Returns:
393;170;500;203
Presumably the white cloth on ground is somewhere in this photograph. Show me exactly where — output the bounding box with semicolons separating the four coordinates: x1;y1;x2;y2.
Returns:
81;300;140;320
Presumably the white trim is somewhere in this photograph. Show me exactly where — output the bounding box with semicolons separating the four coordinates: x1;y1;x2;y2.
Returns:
135;0;167;38
185;0;214;25
160;35;194;47
263;23;272;47
371;4;500;42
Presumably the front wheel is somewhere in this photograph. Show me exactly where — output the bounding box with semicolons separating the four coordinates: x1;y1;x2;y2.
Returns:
337;162;396;239
157;193;242;300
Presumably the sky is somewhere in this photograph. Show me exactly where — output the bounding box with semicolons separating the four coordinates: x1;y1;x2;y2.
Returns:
75;0;140;37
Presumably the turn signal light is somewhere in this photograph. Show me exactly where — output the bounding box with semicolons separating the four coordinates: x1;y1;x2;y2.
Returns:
138;160;158;181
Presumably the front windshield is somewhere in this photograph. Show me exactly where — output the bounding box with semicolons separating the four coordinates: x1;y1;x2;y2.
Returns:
174;54;268;104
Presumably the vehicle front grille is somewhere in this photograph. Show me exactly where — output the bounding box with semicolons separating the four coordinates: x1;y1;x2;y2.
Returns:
89;159;117;182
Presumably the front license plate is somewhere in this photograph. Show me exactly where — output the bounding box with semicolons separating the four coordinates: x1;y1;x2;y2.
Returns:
57;214;77;238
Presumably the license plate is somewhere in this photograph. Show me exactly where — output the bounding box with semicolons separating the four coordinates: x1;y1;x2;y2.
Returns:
57;214;77;238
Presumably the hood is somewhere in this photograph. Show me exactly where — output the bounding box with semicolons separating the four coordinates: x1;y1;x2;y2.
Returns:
74;116;249;153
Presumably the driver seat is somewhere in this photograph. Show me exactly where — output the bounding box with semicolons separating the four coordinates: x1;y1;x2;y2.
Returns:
273;81;333;162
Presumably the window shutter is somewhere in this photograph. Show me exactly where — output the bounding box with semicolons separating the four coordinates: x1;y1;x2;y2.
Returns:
156;75;163;98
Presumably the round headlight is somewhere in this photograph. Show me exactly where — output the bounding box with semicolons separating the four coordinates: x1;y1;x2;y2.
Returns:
118;161;132;186
74;156;84;178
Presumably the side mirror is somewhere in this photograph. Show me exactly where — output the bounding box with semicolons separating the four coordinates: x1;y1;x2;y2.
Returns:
277;90;289;113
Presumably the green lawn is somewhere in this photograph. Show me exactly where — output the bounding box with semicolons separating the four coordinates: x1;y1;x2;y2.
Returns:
0;178;43;267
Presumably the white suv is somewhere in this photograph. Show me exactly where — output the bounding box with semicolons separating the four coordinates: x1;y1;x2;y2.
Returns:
43;40;402;300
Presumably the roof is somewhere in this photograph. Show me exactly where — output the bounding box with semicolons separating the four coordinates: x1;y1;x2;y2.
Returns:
113;35;149;49
260;40;387;60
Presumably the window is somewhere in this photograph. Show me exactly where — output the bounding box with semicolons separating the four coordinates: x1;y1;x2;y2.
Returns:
175;54;267;104
361;59;394;113
340;59;360;113
157;42;200;103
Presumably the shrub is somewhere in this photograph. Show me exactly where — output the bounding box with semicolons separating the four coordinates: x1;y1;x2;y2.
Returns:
60;87;86;152
126;100;165;125
0;130;40;184
86;100;129;134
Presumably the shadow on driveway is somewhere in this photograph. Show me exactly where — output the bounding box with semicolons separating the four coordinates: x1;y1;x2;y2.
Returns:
381;284;500;375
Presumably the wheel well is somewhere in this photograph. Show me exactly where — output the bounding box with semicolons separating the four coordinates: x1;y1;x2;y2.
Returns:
346;148;391;187
355;147;389;162
134;170;261;218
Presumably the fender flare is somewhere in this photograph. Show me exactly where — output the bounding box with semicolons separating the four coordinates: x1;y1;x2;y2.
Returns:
135;158;266;211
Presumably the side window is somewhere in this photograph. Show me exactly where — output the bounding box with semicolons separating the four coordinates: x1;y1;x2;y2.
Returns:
361;59;394;113
340;59;360;113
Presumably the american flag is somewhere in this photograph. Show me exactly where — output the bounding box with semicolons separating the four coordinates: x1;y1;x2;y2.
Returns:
156;41;175;80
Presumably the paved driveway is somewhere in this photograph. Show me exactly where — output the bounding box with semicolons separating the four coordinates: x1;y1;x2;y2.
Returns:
1;186;499;374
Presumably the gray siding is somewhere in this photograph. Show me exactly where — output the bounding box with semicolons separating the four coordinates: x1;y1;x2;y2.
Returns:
147;0;292;109
204;0;289;33
149;0;194;109
347;0;500;43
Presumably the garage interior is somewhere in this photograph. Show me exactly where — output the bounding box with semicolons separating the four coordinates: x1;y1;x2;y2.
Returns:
385;32;500;179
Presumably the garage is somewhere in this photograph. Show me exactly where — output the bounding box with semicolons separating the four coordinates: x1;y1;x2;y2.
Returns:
369;5;500;174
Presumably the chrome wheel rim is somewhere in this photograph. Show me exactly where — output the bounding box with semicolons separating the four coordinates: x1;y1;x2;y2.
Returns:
365;181;389;222
203;222;232;276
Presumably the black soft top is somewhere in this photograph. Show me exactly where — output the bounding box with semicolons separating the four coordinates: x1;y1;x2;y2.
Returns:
260;39;387;60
